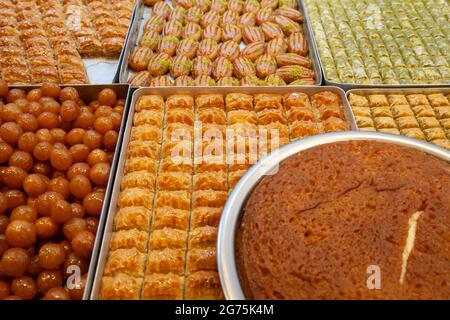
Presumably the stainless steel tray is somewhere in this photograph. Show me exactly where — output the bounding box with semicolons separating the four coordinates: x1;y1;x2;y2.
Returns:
300;0;450;91
217;131;450;299
10;84;133;300
119;0;323;86
89;85;356;299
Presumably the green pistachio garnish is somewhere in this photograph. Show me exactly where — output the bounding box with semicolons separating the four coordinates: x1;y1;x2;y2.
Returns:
159;59;172;68
290;66;305;78
184;59;193;70
164;36;180;45
224;60;233;71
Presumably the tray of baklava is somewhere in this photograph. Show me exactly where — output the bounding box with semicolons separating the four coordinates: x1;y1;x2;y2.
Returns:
89;86;355;300
120;0;322;86
347;88;450;151
303;0;450;88
0;0;136;85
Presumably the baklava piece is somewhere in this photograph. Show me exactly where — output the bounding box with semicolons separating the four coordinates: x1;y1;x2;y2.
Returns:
387;94;408;106
433;107;450;120
187;247;217;273
227;110;258;125
368;95;389;107
396;116;420;129
104;248;146;277
123;157;158;174
197;108;227;125
188;226;218;249
193;190;228;208
378;128;400;135
129;46;153;71
190;207;223;228
185;271;224;300
118;188;154;209
100;275;142;300
254;93;283;111
166;108;195;125
128;71;151;87
355;116;375;128
141;274;184;300
136;95;165;112
127;141;160;159
282;92;311;110
286;107;315;122
400;128;426;140
423;127;446;141
146;249;186;274
322;117;349;132
406;94;429;106
371;106;393;118
412;105;435;118
152;208;190;231
225;93;254;111
121;171;155;190
310;91;340;107
149;228;187;250
432;139;450;150
113;206;151;232
155;191;191;211
134;110;164;127
427;94;449;107
195;94;225;109
157;172;192;191
417;117;441;129
110;230;148;252
391;105;414;119
130;124;162;142
193;171;228;191
257;109;287;125
290;121;321;139
166;95;195;110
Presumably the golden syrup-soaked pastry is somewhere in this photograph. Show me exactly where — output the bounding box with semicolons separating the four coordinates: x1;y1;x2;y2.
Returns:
153;208;190;230
319;105;344;121
227;110;258;125
193;171;228;191
417;117;441;129
59;68;88;84
146;249;185;274
191;207;222;228
427;94;449;107
133;110;163;127
149;227;187;250
118;188;154;209
258;122;290;140
201;123;226;137
378;128;400;135
371;106;392;118
195;94;224;110
400;128;426;141
121;171;155;191
432;139;450;150
110;229;148;253
99;275;142;300
373;117;397;129
412;105;435;118
161;139;192;160
433;107;450;120
175;75;194;86
124;157;158;175
155;190;191;210
323;117;350;132
187;248;217;273
0;55;26;68
157;172;192;191
282;92;311;110
2;66;31;84
128;46;153;71
136;95;164;112
197;108;227;125
151;75;175;87
166;108;195;125
406;94;429;106
127;141;160;159
160;157;193;173
351;106;372;118
26;45;54;58
310;91;340;108
391;105;414;119
189;226;218;249
227;123;258;139
225;93;254;111
290;120;321;139
114;206;151;232
348;93;369;108
423;127;446;141
141;274;184;300
440;119;450;130
166;94;194;110
254;93;282;111
228;170;246;190
355;116;375;128
129;71;151;87
104;248;146;277
229;156;258;171
257;109;287;125
387;95;408;106
368;95;389;108
185;271;223;300
165;123;194;141
130;125;162;143
193;190;227;208
396;116;420;129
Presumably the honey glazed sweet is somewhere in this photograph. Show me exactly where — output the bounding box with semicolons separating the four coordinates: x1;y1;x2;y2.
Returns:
99;90;351;299
127;0;316;86
0;81;124;300
0;0;135;85
348;91;450;150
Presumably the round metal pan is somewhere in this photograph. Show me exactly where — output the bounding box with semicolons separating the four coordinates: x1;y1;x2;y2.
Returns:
217;131;450;300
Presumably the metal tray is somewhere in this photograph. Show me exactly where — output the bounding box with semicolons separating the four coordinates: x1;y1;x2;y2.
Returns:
119;0;323;86
217;131;450;299
10;84;133;300
300;0;450;91
89;85;355;299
